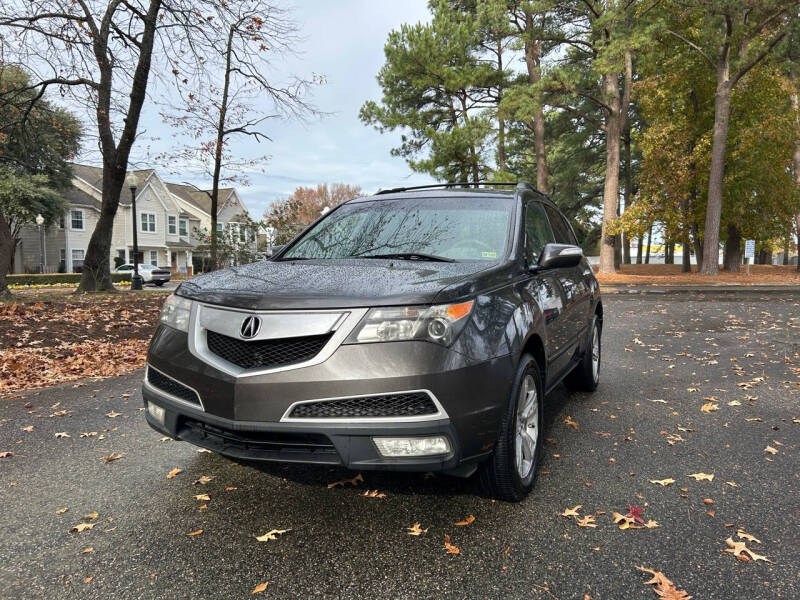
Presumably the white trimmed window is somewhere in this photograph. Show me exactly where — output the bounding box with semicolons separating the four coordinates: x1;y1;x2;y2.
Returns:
70;209;84;230
179;219;188;236
140;212;156;233
150;250;158;266
71;249;85;270
168;215;177;235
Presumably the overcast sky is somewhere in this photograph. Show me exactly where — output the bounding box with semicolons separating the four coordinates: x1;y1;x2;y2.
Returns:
130;0;436;218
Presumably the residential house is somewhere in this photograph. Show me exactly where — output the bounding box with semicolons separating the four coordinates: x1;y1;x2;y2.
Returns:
12;164;254;275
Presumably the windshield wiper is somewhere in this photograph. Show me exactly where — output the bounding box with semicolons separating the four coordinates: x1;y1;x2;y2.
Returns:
352;252;456;263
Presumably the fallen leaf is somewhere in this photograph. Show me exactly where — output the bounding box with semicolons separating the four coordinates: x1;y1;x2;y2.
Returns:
0;451;13;458
559;505;582;518
101;452;124;463
764;446;778;455
197;504;207;510
626;504;645;524
407;522;428;536
81;547;93;554
688;473;714;481
56;507;68;515
576;515;597;528
737;529;762;544
195;494;210;501
700;402;719;413
79;432;98;438
564;415;579;430
444;534;460;555
327;473;364;489
54;432;70;438
256;528;291;542
702;499;714;506
196;448;213;454
637;566;692;599
187;529;203;537
454;515;475;526
361;489;386;499
84;511;98;520
84;577;93;584
252;582;268;595
166;468;183;479
728;400;741;406
649;478;675;487
193;475;213;485
724;537;772;563
105;411;121;418
22;425;33;432
69;523;94;533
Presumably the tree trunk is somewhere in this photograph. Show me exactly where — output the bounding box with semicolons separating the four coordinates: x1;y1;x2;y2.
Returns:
783;236;789;265
0;212;14;300
636;233;643;264
666;241;674;264
700;75;733;276
598;72;622;274
496;38;506;173
691;224;704;272
77;0;162;292
623;122;632;264
722;223;741;272
645;223;652;264
523;14;548;193
792;84;800;271
682;235;691;272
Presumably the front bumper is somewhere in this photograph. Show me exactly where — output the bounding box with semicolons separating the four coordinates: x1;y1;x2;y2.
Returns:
144;324;514;472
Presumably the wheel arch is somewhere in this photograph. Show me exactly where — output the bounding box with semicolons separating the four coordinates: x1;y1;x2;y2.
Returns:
521;333;547;390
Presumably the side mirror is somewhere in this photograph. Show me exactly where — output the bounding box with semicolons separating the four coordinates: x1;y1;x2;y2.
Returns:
536;243;583;271
269;244;285;258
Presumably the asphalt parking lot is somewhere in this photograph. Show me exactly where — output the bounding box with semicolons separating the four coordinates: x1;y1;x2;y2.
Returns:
1;293;798;599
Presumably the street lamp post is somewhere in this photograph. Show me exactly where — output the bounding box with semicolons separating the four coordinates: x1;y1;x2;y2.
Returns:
127;175;143;290
35;214;45;273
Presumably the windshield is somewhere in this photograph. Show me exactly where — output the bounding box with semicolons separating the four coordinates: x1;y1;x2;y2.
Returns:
282;196;513;261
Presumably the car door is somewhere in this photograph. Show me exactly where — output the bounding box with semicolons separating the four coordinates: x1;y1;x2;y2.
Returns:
520;200;573;383
542;204;592;349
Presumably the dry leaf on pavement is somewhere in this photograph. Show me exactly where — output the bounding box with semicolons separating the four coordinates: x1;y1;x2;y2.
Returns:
81;547;93;554
195;494;210;501
564;415;579;430
559;505;582;518
724;537;773;563
101;452;124;463
187;530;203;537
54;432;70;438
407;523;428;536
454;515;475;526
361;489;386;499
649;478;675;486
56;507;68;514
252;582;268;595
0;451;13;458
444;534;460;555
193;475;213;485
166;468;183;479
688;473;714;481
105;411;121;418
255;529;291;542
764;446;778;455
737;529;761;544
69;523;95;533
22;425;33;432
84;512;98;520
637;566;692;599
327;473;364;489
576;515;597;528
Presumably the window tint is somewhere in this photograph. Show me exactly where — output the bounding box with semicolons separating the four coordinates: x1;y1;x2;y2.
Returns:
544;205;577;246
524;201;554;263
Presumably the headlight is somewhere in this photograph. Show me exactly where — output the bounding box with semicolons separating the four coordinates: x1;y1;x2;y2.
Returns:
347;300;473;346
158;294;192;332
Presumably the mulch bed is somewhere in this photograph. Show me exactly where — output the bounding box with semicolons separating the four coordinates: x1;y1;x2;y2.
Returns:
595;264;800;285
0;291;168;394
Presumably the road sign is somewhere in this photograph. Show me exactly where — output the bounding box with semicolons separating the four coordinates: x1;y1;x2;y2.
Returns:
744;239;755;259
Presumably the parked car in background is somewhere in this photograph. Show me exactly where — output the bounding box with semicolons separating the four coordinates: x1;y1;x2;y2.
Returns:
116;263;171;286
143;182;601;501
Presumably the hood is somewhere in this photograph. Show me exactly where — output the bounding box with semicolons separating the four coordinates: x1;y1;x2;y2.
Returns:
176;259;496;310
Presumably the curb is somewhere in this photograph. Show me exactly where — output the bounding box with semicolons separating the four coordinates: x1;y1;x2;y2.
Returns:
600;285;800;295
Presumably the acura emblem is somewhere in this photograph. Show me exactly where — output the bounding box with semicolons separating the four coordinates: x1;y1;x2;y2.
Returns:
240;315;261;339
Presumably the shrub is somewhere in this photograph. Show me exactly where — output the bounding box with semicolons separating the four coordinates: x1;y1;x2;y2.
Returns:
6;273;131;286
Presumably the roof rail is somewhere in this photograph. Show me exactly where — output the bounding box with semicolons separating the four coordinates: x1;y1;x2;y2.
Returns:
374;182;546;196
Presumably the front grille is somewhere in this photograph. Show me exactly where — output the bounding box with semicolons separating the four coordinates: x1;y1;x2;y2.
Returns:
206;330;333;370
289;392;439;419
147;367;201;406
178;418;340;464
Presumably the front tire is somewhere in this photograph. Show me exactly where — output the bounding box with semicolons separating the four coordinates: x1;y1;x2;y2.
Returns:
479;354;543;502
564;317;601;392
155;281;165;287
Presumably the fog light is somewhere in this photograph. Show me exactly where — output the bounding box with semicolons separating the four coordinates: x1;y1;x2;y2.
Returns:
373;436;451;457
147;402;165;425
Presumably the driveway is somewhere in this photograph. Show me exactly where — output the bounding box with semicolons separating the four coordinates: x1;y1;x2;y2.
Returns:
1;294;798;599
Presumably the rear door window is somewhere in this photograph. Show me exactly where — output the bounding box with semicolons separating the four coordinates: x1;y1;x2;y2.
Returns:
543;205;578;246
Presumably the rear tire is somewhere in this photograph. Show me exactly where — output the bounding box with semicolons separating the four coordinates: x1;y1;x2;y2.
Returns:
564;317;601;392
479;355;543;502
155;281;164;287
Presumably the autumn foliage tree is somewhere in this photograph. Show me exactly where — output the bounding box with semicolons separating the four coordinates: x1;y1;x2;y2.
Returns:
264;183;362;244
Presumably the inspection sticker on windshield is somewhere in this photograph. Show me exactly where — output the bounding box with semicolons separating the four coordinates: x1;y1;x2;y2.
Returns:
481;251;498;258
